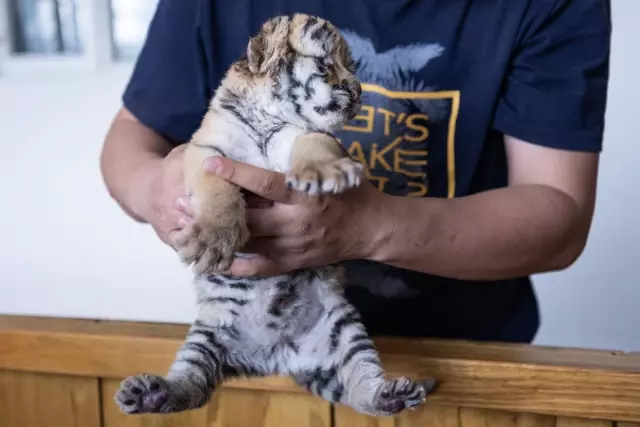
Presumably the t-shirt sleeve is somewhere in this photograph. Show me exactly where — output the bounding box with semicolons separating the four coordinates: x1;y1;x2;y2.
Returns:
492;0;611;152
122;0;210;144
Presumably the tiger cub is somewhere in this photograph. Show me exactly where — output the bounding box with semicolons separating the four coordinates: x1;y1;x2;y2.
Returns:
114;13;436;417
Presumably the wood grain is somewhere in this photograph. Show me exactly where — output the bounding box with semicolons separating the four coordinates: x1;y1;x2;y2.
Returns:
333;404;460;427
2;315;640;423
207;388;331;427
333;407;604;427
556;417;613;427
0;370;101;427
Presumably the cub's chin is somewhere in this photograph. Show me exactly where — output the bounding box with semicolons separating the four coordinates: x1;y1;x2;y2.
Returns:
324;110;357;132
347;101;361;120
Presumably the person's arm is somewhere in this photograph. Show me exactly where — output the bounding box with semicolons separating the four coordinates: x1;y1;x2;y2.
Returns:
99;107;174;223
370;0;610;280
202;141;597;280
370;137;598;281
98;0;212;247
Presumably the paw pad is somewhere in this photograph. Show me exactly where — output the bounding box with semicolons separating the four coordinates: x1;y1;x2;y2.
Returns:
373;377;430;415
114;374;172;414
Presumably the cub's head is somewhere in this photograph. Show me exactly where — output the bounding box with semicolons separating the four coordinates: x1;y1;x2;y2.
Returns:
242;14;362;132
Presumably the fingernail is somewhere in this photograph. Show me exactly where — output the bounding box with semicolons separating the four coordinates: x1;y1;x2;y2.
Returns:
176;197;188;212
203;156;222;174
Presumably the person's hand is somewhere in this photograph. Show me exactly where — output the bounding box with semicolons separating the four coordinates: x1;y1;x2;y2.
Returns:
203;156;391;277
133;144;192;248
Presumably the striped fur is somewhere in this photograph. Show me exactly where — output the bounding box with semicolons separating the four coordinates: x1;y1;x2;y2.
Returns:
114;14;435;417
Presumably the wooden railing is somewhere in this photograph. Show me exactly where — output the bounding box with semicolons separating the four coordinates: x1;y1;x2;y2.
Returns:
1;315;639;427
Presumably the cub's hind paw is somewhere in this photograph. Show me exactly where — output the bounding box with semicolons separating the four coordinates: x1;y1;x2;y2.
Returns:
286;157;364;196
175;219;249;276
114;374;173;414
372;377;432;416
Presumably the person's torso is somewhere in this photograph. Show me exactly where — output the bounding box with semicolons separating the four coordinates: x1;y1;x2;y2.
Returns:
194;0;540;342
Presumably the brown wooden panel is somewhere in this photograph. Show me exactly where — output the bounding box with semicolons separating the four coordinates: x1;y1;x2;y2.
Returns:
3;316;639;372
459;408;517;427
101;378;331;427
458;409;557;427
334;404;459;427
0;370;100;427
3;315;640;423
334;406;559;427
556;417;613;427
517;413;557;427
208;388;331;427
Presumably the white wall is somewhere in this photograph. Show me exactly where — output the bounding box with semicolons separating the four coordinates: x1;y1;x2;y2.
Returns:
0;2;637;351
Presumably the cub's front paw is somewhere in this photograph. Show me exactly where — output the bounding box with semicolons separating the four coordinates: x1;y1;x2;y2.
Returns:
286;158;365;196
115;374;173;414
371;377;430;416
175;218;249;275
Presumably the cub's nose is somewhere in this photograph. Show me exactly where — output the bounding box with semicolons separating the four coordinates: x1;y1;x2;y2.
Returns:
343;79;362;101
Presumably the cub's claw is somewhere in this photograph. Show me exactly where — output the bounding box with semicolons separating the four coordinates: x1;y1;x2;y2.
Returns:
286;158;365;196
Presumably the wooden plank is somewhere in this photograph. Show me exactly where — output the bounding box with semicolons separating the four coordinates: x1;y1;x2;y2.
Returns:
517;414;557;427
373;339;640;372
333;404;395;427
333;406;558;427
403;405;460;427
101;379;331;427
207;388;331;427
333;404;458;427
2;315;640;371
556;417;613;427
2;315;640;422
0;370;101;427
459;408;517;427
458;409;556;427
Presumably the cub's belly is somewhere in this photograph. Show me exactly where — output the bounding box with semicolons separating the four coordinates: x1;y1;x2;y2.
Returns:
194;269;341;346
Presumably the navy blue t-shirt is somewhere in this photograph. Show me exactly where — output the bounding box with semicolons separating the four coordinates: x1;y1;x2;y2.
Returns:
123;0;611;343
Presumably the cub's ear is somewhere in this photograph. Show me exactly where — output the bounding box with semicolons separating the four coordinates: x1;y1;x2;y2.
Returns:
247;33;281;76
247;36;263;74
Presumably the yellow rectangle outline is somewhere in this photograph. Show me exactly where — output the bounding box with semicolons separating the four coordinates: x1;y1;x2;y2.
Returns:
360;83;460;198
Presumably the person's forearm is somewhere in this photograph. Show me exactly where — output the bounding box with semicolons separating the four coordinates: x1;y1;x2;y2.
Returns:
99;107;173;222
369;185;590;281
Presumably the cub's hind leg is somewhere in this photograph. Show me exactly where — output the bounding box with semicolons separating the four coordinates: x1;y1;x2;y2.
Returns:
294;302;437;416
115;321;231;414
176;142;249;276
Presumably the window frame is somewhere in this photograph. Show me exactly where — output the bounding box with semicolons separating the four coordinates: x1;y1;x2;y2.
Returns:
0;0;136;77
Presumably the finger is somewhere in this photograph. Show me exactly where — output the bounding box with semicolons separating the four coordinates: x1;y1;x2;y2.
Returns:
240;236;301;255
204;156;299;204
176;214;192;229
245;207;289;237
226;255;286;277
175;197;195;218
245;192;273;209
